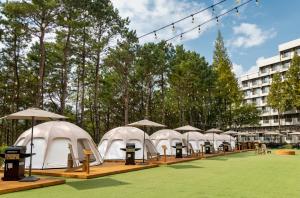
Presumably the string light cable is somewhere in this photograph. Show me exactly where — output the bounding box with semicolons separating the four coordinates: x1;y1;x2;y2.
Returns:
165;0;258;42
137;0;227;39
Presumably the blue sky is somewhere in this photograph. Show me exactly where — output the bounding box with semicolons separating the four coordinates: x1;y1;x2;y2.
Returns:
112;0;300;77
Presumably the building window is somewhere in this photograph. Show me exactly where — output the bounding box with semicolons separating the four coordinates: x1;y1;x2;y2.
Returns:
262;86;269;94
272;64;281;71
282;62;290;69
262;96;266;104
285;115;293;123
262;76;269;84
252;79;257;86
281;51;291;58
273;117;279;123
242;81;248;87
263;119;269;124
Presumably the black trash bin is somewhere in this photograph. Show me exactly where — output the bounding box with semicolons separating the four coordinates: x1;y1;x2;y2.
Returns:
120;143;141;165
0;146;31;181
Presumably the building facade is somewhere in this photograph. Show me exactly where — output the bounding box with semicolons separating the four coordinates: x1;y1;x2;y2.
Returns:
240;38;300;131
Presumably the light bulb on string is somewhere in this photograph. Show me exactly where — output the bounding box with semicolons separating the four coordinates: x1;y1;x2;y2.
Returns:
256;0;259;5
198;26;201;34
154;31;158;39
191;15;194;23
216;17;219;24
212;5;215;14
180;33;183;40
172;23;175;32
235;7;240;16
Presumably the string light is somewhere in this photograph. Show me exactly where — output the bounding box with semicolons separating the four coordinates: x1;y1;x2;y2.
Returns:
191;15;195;23
256;0;259;5
172;23;175;32
165;0;257;42
198;26;201;34
138;0;227;39
180;34;183;40
154;31;158;39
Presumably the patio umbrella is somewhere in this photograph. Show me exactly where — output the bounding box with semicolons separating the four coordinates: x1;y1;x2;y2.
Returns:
289;132;300;135
223;130;238;135
4;108;67;182
205;128;223;152
174;125;202;156
128;119;166;164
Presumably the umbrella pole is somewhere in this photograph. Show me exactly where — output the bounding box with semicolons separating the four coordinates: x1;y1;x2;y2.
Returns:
142;130;145;164
187;133;189;157
20;116;39;182
29;116;34;177
213;133;214;153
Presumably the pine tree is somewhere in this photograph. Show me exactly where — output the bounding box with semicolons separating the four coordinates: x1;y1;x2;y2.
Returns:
212;31;242;128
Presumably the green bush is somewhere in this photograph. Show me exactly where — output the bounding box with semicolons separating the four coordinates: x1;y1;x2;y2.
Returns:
280;144;293;149
0;145;7;166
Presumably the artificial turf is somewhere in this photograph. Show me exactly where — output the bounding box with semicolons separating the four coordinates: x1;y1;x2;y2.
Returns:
2;151;300;198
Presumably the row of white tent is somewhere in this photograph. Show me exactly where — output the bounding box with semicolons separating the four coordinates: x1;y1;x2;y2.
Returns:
13;121;236;169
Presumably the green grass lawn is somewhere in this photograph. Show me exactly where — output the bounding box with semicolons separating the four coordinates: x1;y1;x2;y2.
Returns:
3;151;300;198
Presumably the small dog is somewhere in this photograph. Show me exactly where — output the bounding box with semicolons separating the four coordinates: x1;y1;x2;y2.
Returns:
267;150;271;154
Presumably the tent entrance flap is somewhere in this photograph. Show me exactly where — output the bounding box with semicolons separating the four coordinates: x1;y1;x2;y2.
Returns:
77;139;96;163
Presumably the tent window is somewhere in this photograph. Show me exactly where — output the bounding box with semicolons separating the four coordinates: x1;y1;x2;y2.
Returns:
77;139;96;162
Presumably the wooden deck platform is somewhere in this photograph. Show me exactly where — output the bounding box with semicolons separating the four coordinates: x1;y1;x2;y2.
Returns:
0;176;65;195
150;150;251;165
29;162;159;179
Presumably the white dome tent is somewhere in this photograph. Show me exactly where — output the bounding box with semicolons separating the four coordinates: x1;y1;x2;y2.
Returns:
14;121;103;169
182;132;206;152
98;126;158;160
203;133;222;150
219;134;236;150
150;129;183;156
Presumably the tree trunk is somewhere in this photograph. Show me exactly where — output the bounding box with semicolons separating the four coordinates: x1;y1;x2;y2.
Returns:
278;110;281;132
161;73;165;124
93;40;101;143
124;69;129;125
145;79;151;120
79;26;86;127
36;27;46;108
60;25;71;114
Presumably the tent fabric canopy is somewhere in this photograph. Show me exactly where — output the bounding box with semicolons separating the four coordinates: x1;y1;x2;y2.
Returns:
174;125;201;131
98;126;158;160
150;129;183;156
182;131;206;152
127;119;166;127
15;121;102;169
5;108;67;120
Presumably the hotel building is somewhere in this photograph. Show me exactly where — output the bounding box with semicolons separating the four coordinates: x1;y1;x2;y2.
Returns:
240;38;300;131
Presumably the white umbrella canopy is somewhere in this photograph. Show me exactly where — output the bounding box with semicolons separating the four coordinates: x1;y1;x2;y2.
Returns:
174;125;202;131
289;132;300;135
223;130;238;135
5;108;67;120
128;119;166;127
205;128;223;134
264;131;281;135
